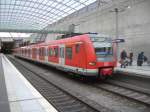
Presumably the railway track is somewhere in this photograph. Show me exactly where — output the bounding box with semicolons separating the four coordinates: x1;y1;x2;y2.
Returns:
8;55;150;110
8;56;114;112
93;80;150;106
105;79;150;95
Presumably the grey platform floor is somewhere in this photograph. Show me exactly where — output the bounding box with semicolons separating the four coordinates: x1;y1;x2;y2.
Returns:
115;61;150;77
0;53;58;112
0;54;10;112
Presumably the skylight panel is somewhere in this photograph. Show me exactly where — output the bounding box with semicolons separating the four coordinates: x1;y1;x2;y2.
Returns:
0;0;98;30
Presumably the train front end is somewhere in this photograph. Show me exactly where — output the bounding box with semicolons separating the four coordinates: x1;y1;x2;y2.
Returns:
87;34;117;78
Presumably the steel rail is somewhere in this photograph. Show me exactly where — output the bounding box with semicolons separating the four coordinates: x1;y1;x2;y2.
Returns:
8;56;115;112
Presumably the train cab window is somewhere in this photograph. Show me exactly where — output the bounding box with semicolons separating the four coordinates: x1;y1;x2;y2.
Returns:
54;48;58;57
49;48;53;56
66;47;72;59
75;44;80;53
95;47;112;57
59;48;64;58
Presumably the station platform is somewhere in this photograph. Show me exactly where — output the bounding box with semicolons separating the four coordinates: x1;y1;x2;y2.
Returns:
0;53;58;112
115;61;150;78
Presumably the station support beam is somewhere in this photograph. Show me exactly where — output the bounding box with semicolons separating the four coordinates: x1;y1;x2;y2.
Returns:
0;29;70;34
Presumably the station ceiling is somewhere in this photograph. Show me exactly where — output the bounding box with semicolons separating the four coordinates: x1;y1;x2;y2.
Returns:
0;0;113;32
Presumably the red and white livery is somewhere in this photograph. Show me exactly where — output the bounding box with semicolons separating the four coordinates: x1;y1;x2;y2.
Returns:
13;33;117;78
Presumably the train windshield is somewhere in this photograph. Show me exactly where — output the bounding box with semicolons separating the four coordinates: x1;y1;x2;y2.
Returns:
89;34;113;61
94;45;113;61
95;47;112;56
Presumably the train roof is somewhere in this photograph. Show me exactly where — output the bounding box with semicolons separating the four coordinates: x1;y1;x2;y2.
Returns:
15;33;113;50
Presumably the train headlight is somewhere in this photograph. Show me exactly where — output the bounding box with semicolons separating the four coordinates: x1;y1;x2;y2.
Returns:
89;62;96;66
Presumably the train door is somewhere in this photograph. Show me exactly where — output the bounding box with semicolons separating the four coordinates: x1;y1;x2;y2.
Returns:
29;48;32;59
74;42;86;68
45;46;48;62
59;44;65;66
37;47;39;60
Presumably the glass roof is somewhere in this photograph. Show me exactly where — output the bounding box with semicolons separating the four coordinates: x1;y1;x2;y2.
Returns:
0;0;112;31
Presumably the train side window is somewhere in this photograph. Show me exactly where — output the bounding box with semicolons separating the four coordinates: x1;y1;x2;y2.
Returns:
39;48;41;56
25;49;27;55
34;48;37;56
66;47;72;59
22;49;23;55
40;48;42;56
42;48;45;56
54;48;58;57
49;48;53;56
75;44;80;53
41;48;43;56
37;49;39;55
33;48;35;56
28;49;30;55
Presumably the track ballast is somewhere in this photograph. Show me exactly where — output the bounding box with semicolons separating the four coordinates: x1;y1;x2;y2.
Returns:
8;56;114;112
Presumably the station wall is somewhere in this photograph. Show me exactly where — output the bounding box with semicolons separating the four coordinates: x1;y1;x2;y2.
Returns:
45;0;150;61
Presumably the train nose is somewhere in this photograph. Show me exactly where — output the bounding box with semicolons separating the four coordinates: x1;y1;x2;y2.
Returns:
99;68;113;76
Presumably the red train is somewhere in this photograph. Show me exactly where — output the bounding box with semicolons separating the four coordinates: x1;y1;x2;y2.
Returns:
13;33;117;79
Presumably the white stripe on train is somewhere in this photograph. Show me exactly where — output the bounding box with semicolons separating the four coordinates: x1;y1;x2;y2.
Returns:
15;54;99;76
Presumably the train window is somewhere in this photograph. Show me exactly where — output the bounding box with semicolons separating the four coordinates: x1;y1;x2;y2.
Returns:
22;49;24;55
41;48;43;56
28;49;29;55
95;47;106;53
23;49;25;55
21;49;23;55
49;48;53;56
95;47;112;56
66;47;72;59
28;49;30;55
59;48;64;58
39;48;41;56
39;48;44;56
75;44;80;53
25;49;27;55
42;48;45;56
32;48;35;56
34;48;37;56
37;49;39;55
54;48;58;57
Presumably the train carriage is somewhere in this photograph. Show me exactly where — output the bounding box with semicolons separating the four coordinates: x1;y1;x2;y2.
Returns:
13;33;117;78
